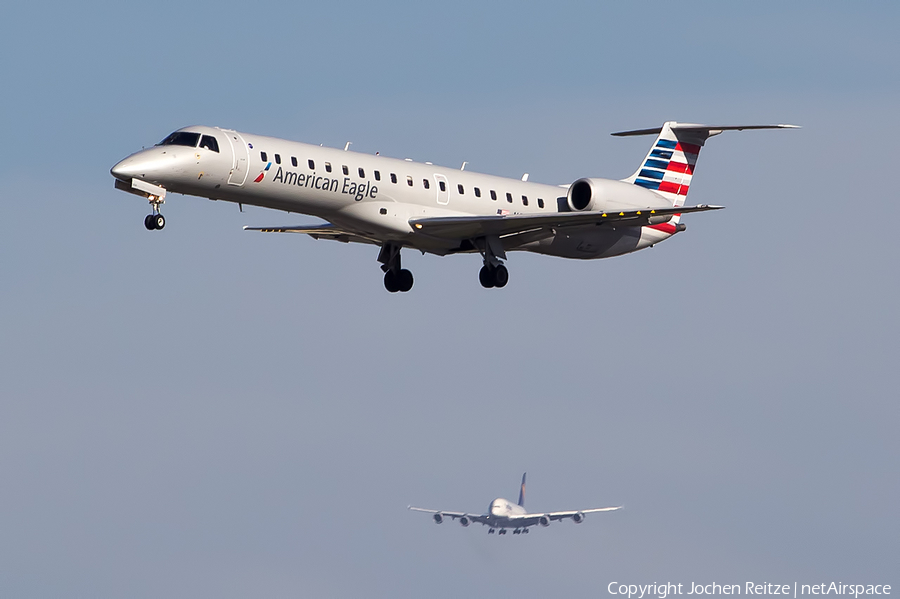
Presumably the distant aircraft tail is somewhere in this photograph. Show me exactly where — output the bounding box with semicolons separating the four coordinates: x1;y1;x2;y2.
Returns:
613;122;798;221
518;473;526;507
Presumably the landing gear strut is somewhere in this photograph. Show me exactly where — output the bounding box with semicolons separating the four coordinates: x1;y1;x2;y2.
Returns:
144;195;165;231
476;235;509;289
378;242;413;293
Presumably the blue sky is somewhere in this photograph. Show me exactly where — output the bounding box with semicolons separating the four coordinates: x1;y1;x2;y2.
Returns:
1;2;898;598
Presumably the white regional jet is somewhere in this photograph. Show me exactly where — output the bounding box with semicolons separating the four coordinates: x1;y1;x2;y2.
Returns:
110;122;796;291
408;473;620;535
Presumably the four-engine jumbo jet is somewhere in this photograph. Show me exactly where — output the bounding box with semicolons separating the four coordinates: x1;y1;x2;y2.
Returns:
408;473;621;535
110;121;796;292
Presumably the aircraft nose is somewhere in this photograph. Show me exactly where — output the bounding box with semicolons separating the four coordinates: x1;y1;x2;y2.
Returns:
111;155;150;182
110;149;175;183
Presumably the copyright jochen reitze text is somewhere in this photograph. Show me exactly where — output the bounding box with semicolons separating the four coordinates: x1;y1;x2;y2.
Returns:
608;583;891;599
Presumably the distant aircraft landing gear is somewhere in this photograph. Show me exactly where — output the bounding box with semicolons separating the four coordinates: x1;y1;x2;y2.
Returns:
144;195;165;231
378;242;413;293
488;528;495;534
498;529;507;535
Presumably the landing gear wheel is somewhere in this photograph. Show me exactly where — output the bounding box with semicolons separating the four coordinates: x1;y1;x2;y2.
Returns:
397;269;414;292
479;266;495;288
153;214;166;230
384;270;400;293
144;214;156;230
493;264;509;288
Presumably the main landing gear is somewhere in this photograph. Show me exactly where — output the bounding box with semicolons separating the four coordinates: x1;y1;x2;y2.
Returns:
479;264;508;288
476;235;509;289
378;242;413;293
143;195;165;231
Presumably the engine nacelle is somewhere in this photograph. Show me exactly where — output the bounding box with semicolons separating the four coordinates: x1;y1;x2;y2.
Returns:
572;512;585;524
567;178;671;215
433;513;444;524
459;516;471;527
539;515;551;527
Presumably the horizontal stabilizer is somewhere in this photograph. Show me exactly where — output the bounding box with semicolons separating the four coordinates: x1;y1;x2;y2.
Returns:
612;123;800;137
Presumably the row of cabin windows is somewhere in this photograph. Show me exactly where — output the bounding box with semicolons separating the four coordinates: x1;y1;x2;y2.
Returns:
257;150;545;208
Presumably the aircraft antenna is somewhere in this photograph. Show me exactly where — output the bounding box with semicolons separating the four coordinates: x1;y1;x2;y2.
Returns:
521;173;529;181
460;161;467;171
344;142;352;151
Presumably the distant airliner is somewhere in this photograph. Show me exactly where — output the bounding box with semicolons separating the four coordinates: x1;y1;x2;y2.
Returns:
111;121;796;291
408;473;621;535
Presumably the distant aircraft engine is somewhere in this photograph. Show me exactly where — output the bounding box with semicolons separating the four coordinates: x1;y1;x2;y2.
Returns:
433;513;444;524
567;178;671;219
459;516;471;527
572;512;585;524
539;515;551;527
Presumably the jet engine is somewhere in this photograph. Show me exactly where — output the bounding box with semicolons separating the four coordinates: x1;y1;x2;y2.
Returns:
539;515;551;527
433;513;443;524
459;516;471;527
572;512;585;524
567;178;672;217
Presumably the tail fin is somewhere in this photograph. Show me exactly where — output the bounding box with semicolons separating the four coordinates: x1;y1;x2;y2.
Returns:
613;122;798;213
517;473;526;507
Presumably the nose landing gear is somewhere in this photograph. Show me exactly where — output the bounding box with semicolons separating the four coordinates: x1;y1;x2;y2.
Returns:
144;195;166;231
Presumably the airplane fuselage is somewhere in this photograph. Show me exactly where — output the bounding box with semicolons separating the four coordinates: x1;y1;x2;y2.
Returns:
111;125;673;260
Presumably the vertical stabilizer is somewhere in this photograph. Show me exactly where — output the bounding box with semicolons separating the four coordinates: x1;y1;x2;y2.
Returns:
518;473;526;507
613;122;798;223
618;121;707;211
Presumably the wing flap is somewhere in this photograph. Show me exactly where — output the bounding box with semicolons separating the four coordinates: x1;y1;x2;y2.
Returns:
243;223;381;245
409;205;722;240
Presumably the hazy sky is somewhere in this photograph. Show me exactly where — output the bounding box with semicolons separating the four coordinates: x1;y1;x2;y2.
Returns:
1;2;897;598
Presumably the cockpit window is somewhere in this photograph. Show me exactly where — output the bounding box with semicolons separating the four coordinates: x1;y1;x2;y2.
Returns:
199;135;219;153
158;132;201;147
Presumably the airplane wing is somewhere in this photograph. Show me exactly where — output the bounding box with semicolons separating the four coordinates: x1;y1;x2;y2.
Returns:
408;506;489;525
243;223;382;245
409;204;721;240
544;506;622;520
508;506;623;527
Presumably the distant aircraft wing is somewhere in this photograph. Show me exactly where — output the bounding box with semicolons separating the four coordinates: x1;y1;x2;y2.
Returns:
408;506;489;525
243;223;381;245
544;506;622;521
508;506;622;527
408;205;721;240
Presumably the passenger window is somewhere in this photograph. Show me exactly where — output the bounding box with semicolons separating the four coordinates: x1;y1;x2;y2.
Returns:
358;167;365;178
538;198;544;208
458;184;464;194
490;190;497;201
199;135;219;153
308;159;315;169
325;162;332;173
291;156;298;167
423;179;430;189
274;154;281;164
407;176;413;186
474;187;481;197
506;192;513;203
439;181;446;192
260;151;268;162
374;170;381;181
522;195;528;206
391;173;397;184
342;165;349;175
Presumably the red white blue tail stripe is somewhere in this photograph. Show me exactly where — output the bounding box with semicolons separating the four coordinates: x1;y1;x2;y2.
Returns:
631;128;702;209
